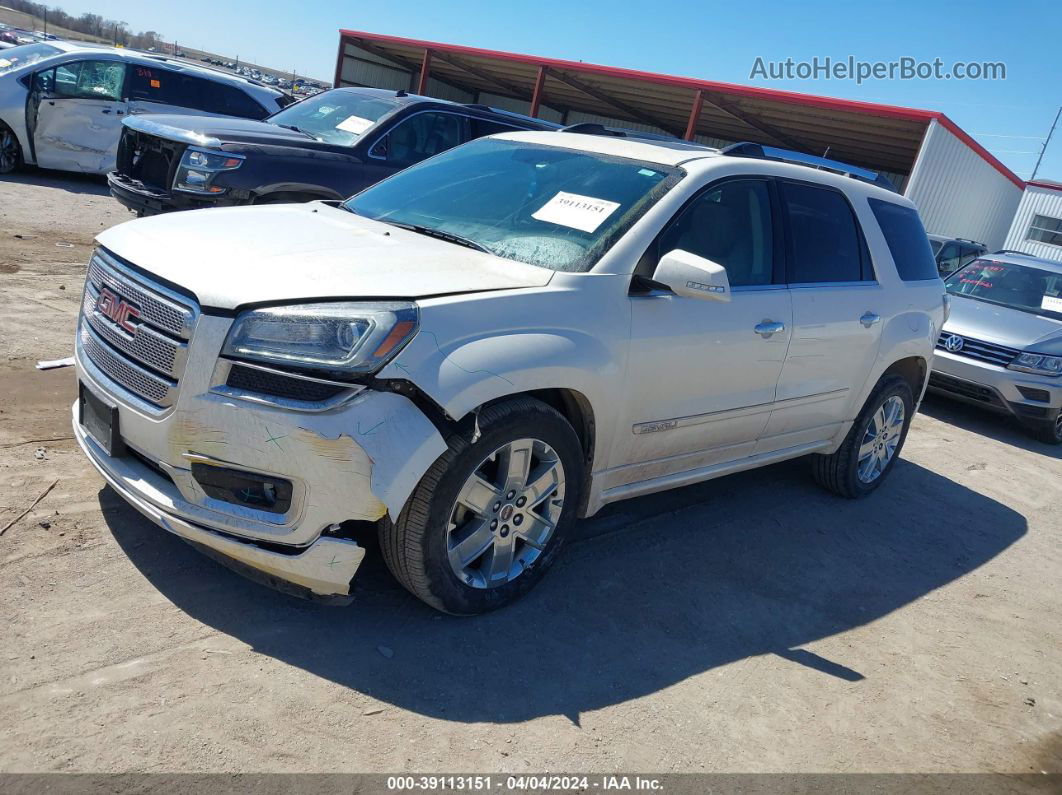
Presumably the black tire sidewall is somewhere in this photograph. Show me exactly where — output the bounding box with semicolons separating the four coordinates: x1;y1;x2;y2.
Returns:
845;378;915;496
0;123;21;175
418;406;584;614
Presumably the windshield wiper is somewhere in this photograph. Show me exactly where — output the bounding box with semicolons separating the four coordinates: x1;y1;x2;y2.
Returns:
379;220;492;254
273;123;317;139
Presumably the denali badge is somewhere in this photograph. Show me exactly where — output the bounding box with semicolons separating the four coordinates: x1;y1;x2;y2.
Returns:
943;334;964;353
96;287;141;334
633;419;679;434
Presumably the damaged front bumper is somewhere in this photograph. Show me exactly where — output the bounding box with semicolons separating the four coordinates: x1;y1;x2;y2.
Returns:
74;409;367;599
73;310;447;599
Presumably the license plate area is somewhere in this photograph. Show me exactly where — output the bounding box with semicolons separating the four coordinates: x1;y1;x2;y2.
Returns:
79;381;125;457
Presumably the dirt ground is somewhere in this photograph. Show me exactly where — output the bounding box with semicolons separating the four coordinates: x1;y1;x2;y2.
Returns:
0;170;1060;776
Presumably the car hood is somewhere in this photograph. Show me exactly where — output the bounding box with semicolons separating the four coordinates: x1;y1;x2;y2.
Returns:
944;294;1062;353
122;114;321;148
95;203;555;310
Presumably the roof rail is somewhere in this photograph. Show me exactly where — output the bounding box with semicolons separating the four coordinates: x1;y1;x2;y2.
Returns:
559;123;692;144
463;104;562;128
955;237;987;247
991;249;1032;256
721;142;898;192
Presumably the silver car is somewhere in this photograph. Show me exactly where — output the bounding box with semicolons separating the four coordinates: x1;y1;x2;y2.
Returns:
929;252;1062;443
0;41;289;174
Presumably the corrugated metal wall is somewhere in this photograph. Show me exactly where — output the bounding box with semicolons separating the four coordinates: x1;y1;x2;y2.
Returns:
1002;186;1062;262
904;120;1022;250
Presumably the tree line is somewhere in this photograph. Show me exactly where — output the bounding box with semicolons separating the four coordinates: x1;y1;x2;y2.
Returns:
6;0;163;50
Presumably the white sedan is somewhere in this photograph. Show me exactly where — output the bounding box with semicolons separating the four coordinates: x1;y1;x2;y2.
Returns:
0;41;290;174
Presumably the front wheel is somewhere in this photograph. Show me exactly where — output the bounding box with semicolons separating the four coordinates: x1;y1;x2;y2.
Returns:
0;124;22;175
380;397;584;615
1022;411;1062;445
811;375;914;498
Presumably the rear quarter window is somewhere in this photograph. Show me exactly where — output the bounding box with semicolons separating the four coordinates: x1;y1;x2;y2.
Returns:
868;198;939;281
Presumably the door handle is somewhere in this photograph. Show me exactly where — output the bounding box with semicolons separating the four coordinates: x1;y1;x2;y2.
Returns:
860;312;881;328
101;108;112;114
754;321;786;338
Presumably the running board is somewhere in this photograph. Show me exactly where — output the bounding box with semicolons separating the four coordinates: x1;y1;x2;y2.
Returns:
599;440;831;506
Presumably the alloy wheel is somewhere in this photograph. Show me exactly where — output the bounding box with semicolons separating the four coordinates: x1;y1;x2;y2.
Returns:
446;438;565;589
857;395;905;483
0;129;18;173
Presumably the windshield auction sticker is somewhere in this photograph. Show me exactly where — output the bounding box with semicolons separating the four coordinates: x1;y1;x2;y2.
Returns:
532;192;621;233
336;115;375;134
1042;295;1062;312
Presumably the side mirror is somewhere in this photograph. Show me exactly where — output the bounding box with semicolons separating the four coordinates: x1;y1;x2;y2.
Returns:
653;249;731;302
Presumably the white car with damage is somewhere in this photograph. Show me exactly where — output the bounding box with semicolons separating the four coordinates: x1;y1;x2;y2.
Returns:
73;131;946;614
0;40;288;174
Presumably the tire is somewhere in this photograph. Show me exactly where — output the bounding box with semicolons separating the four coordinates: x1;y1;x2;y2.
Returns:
1022;411;1062;445
380;397;584;615
811;375;914;498
0;123;22;175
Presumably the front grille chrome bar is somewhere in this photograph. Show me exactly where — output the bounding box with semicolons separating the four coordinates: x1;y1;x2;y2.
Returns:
936;332;1019;367
79;250;198;408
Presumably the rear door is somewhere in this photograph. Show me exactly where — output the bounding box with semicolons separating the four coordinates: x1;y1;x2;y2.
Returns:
757;180;884;453
31;59;127;173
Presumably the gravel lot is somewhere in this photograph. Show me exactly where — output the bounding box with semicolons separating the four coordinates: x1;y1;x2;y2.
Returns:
0;171;1060;776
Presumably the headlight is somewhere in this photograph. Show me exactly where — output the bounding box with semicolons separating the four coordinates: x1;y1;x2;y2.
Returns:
173;147;244;194
1008;352;1062;377
222;302;418;375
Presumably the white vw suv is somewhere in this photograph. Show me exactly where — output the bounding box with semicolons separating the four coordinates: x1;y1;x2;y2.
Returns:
73;131;945;614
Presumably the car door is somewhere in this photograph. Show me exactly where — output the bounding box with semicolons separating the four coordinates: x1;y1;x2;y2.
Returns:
756;179;884;453
30;59;127;173
607;177;793;490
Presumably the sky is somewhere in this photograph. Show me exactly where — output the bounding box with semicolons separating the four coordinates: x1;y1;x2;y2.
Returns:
64;0;1062;181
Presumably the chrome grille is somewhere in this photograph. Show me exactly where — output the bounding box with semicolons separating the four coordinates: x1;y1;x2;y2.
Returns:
87;254;193;338
79;251;198;408
80;325;174;404
936;332;1020;367
81;284;185;376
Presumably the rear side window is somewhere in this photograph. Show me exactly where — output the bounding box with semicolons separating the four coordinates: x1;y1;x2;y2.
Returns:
868;198;938;281
204;83;267;119
128;66;212;112
781;182;868;283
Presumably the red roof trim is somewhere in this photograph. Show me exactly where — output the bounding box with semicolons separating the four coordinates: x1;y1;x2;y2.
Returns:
1026;180;1062;193
338;29;1025;189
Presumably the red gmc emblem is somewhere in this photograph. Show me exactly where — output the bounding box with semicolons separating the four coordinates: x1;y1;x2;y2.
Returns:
95;287;141;334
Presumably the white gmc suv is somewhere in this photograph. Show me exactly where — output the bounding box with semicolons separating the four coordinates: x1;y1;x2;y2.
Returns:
73;131;946;614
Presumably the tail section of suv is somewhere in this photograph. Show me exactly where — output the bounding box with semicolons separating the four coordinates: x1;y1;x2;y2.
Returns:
107;87;560;215
74;132;944;613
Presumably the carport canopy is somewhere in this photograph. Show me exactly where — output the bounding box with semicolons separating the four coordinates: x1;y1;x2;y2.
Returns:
335;29;940;179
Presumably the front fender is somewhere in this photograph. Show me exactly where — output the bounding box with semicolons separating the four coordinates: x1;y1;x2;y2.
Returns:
378;327;620;424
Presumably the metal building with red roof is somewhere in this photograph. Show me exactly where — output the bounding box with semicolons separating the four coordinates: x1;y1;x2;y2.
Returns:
333;30;1030;251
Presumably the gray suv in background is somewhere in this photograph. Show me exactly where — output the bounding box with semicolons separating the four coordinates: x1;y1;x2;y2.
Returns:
929;252;1062;443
